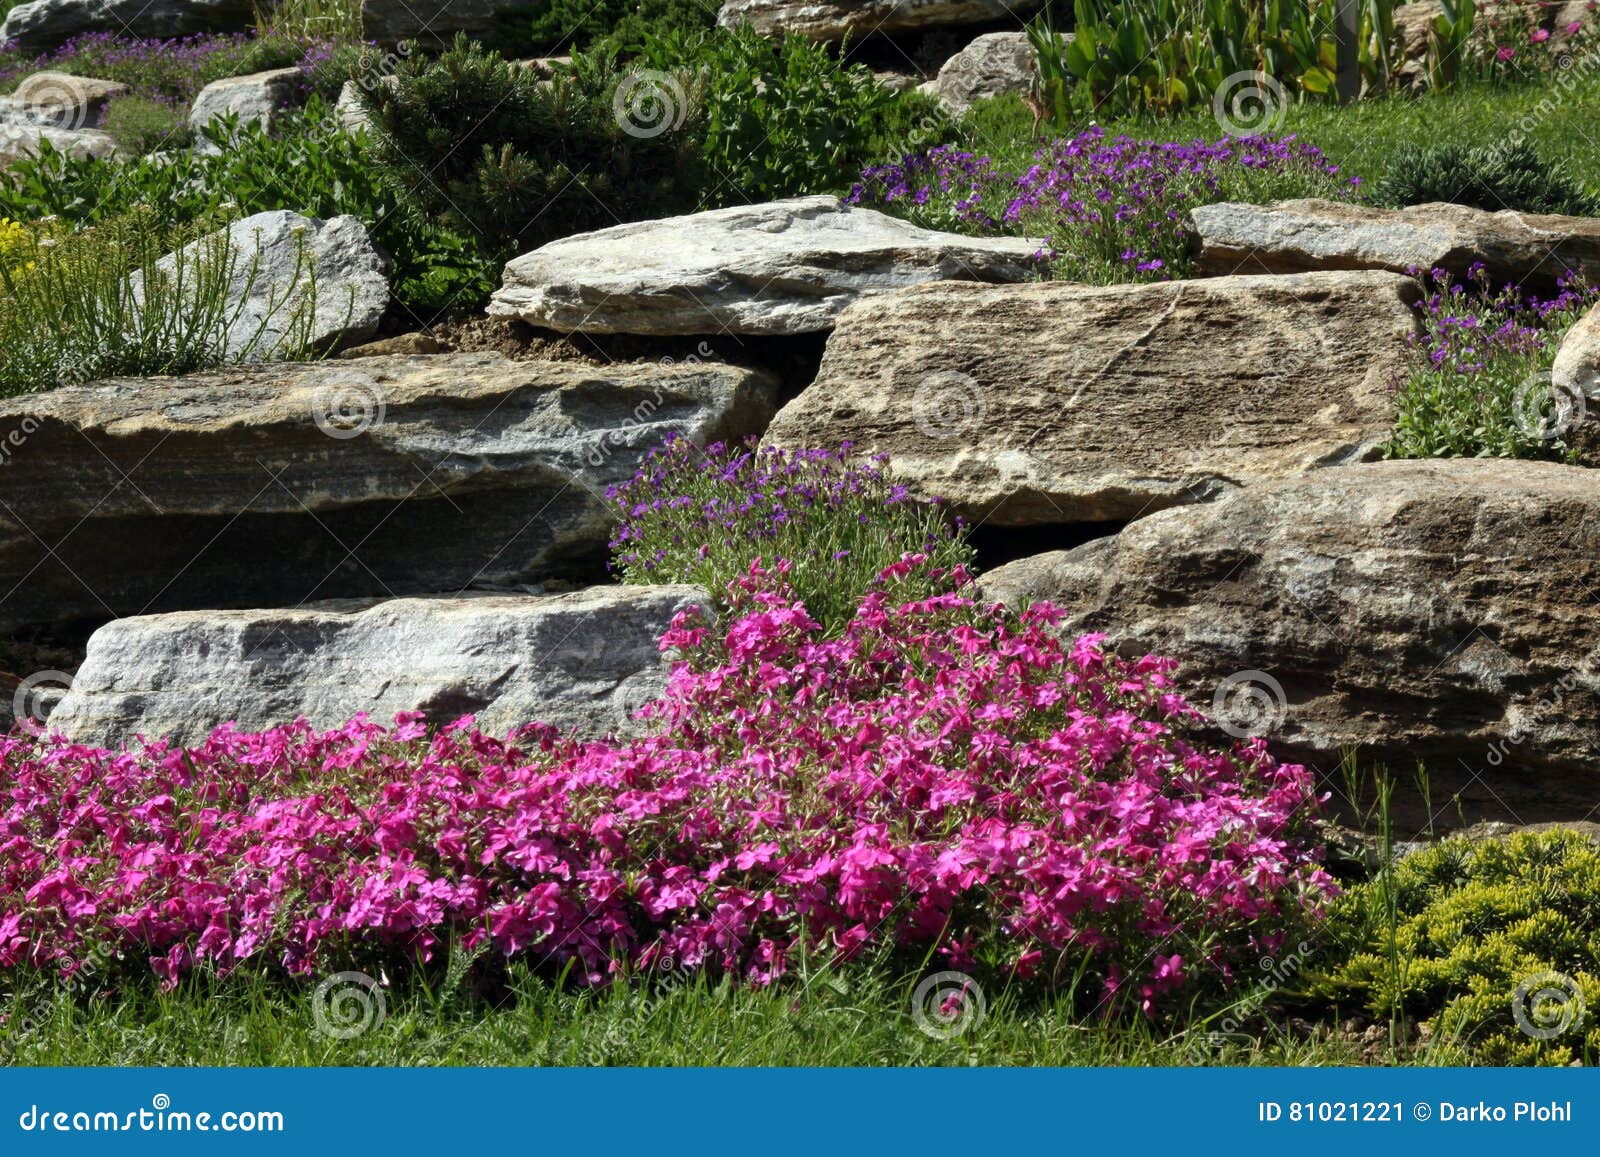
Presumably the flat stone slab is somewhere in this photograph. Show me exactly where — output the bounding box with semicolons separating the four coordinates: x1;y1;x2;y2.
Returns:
716;0;1042;40
0;0;254;52
488;195;1046;336
979;458;1600;823
47;585;712;748
1192;198;1600;291
763;269;1421;525
0;353;776;633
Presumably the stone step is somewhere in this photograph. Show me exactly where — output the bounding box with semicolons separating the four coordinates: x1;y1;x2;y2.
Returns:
0;353;776;634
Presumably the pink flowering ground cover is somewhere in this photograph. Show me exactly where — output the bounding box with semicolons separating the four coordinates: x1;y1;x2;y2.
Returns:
0;560;1333;1016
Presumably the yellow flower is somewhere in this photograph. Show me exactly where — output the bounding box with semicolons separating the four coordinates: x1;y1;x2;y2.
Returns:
0;218;41;281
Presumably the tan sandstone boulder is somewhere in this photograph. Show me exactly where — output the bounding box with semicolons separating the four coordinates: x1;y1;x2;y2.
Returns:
764;269;1421;525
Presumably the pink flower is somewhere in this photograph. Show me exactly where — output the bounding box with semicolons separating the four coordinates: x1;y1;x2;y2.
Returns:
1497;44;1518;60
0;556;1331;1014
1531;27;1551;42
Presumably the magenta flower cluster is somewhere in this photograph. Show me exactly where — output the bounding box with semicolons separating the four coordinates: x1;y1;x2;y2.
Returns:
849;128;1358;281
0;559;1331;1012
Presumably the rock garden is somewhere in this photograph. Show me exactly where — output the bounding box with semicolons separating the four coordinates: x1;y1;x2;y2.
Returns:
1;0;1599;1067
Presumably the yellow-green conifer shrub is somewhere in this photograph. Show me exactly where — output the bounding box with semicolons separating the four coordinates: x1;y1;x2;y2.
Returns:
1325;830;1600;1065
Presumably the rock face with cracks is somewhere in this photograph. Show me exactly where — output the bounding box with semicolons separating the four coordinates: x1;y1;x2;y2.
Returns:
979;459;1600;824
764;269;1422;525
0;353;776;634
918;32;1035;114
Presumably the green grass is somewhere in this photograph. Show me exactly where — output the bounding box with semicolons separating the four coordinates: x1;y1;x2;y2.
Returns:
1;963;1397;1066
965;74;1600;201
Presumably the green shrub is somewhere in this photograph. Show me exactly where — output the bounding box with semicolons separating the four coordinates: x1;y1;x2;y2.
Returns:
0;209;320;397
1379;140;1600;217
362;35;703;258
492;0;720;59
0;102;492;314
638;26;937;204
97;95;192;154
1319;829;1600;1066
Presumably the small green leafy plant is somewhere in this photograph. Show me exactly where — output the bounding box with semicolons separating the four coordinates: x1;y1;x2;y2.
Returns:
1027;0;1400;127
1319;829;1600;1065
636;26;935;204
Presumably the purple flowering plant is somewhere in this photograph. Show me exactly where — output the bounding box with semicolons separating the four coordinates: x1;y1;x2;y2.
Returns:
0;30;347;107
848;127;1362;283
1386;263;1596;461
606;437;973;630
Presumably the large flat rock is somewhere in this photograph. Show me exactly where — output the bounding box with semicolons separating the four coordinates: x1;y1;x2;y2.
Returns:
0;0;254;52
717;0;1042;40
1192;199;1600;291
488;195;1046;336
763;270;1421;525
47;585;711;748
979;459;1600;823
0;354;776;633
